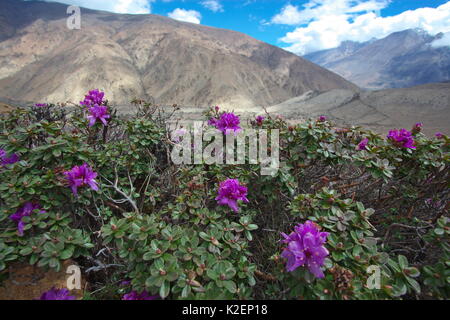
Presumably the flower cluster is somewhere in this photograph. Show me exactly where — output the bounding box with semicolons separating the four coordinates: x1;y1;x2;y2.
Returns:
0;149;19;167
122;290;158;300
34;103;48;107
9;202;46;236
281;221;330;278
209;112;241;135
318;116;327;122
64;163;99;196
80;89;105;107
80;89;110;127
216;179;249;213
87;105;110;127
39;287;76;300
387;129;416;149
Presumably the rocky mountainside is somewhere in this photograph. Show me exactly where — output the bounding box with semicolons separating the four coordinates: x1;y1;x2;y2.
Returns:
0;0;357;110
304;29;450;90
267;82;450;135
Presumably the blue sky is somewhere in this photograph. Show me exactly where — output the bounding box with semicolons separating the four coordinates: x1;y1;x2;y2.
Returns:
41;0;450;54
152;0;450;46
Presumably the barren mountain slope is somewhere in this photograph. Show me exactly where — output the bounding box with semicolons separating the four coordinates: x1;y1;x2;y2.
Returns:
305;29;450;90
0;0;357;109
268;83;450;135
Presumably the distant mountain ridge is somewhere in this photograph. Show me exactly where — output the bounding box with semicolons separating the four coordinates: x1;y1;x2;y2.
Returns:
304;29;450;90
0;0;357;110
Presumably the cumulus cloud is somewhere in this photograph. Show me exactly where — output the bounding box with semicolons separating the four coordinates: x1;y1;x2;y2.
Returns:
40;0;152;14
201;0;224;13
271;0;450;55
168;8;202;24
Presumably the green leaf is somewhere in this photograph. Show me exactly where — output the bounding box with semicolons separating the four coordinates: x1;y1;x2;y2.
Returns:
20;247;33;256
392;283;407;297
406;277;421;294
181;285;191;298
405;267;420;278
59;246;74;260
398;255;408;269
222;280;237;294
159;281;170;299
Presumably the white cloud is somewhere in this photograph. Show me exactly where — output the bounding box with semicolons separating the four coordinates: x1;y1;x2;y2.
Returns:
201;0;224;13
113;0;151;14
271;4;306;25
168;8;202;24
41;0;152;14
432;32;450;48
271;0;450;55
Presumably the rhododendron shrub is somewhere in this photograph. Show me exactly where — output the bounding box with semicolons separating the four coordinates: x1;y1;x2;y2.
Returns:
0;97;448;300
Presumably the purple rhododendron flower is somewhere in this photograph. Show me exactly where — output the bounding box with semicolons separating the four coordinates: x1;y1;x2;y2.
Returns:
40;287;76;300
318;116;327;122
80;89;105;107
435;132;444;139
357;138;369;151
64;163;99;196
387;129;416;149
34;103;48;107
212;113;241;135
9;202;46;236
122;290;159;300
87;105;110;127
215;179;249;213
0;149;19;166
281;221;330;278
256;116;265;124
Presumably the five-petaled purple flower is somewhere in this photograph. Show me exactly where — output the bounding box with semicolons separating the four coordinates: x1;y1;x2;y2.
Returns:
387;129;416;149
0;149;19;167
88;105;110;127
122;290;159;300
357;138;369;151
281;221;330;279
64;163;99;196
9;202;46;236
318;116;327;122
435;132;444;139
39;287;76;300
210;113;242;135
215;179;249;213
80;89;105;107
